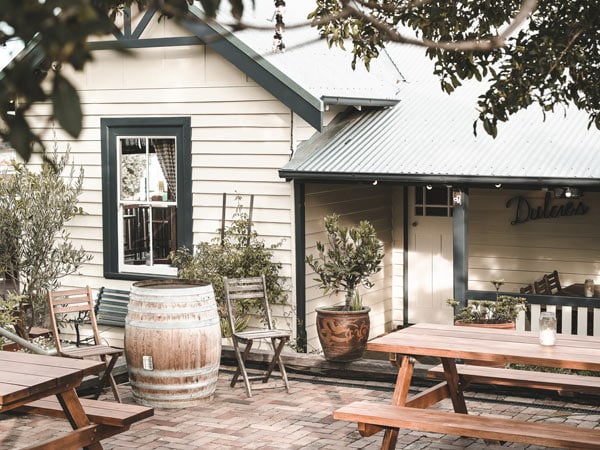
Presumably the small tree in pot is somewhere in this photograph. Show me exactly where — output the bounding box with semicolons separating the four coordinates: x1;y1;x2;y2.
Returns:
306;214;384;362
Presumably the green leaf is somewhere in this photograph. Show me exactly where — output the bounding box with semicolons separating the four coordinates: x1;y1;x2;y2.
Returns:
52;74;82;138
7;112;36;162
198;0;221;18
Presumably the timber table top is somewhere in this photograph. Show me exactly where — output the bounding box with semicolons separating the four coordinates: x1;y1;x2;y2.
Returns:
0;351;104;411
367;322;600;372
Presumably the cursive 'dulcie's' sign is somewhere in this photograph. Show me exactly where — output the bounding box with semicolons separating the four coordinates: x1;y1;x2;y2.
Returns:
506;191;589;225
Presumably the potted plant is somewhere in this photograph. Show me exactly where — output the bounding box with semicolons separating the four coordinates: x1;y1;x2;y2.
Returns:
446;295;527;329
447;292;527;367
306;214;384;362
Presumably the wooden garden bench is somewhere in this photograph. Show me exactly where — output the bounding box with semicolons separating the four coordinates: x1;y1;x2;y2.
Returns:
95;287;130;327
334;401;600;449
427;363;600;395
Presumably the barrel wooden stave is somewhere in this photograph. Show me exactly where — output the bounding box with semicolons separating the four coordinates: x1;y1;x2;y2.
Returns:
125;280;221;408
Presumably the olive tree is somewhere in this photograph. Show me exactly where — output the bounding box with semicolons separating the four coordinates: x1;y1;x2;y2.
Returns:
0;145;91;338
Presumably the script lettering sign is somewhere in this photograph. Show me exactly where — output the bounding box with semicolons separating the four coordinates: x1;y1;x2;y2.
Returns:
506;191;589;225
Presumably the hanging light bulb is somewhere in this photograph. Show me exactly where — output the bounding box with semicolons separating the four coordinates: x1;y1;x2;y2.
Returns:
272;0;286;53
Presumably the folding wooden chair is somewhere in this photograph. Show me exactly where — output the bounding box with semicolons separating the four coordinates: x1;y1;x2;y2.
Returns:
519;284;534;294
545;270;561;294
223;275;290;397
47;286;123;402
533;278;550;295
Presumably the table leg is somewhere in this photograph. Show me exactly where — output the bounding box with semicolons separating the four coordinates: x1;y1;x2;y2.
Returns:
440;358;467;414
381;354;415;449
56;388;103;450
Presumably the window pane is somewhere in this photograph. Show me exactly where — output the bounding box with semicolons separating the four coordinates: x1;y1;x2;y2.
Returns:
150;139;176;202
415;187;423;204
426;186;448;205
120;138;148;202
122;205;150;265
426;207;448;217
152;206;176;263
415;206;423;216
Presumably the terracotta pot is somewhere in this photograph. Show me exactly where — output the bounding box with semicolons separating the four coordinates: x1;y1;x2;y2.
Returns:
454;320;515;330
454;320;515;367
316;306;370;362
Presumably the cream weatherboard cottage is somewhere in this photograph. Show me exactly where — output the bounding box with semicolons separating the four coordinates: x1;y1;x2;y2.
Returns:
14;3;600;354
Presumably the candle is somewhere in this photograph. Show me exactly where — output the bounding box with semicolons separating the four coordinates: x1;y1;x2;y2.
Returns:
539;312;557;346
584;279;594;297
539;328;556;346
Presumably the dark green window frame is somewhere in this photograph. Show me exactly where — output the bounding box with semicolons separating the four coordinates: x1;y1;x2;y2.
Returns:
101;117;192;280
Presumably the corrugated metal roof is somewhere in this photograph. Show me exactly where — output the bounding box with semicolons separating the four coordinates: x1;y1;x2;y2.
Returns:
226;3;403;103
280;44;600;186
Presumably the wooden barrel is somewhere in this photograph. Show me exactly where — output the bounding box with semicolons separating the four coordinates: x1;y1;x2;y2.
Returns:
125;280;221;408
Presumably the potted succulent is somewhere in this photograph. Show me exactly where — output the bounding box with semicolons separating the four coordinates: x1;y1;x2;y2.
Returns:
306;214;384;362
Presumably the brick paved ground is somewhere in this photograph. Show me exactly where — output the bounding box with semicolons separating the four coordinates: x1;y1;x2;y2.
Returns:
1;364;599;449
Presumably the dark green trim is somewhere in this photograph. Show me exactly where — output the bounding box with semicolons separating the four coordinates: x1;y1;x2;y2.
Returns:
321;96;399;108
402;186;409;327
277;172;600;189
132;8;156;39
89;36;202;50
100;116;192;280
124;7;132;38
467;290;599;308
294;182;307;352
453;189;469;307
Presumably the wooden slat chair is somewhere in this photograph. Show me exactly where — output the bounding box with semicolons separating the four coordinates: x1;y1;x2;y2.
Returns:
519;284;534;295
47;286;123;402
533;278;550;295
545;270;561;294
223;275;291;397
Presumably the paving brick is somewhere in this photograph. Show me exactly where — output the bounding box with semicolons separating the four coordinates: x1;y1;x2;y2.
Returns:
1;364;599;449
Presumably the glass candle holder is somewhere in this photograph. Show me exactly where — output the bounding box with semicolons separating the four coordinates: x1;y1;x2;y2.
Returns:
584;279;594;298
539;312;557;346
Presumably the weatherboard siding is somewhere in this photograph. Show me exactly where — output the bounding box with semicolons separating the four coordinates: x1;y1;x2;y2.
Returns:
25;18;326;340
468;188;600;293
304;183;395;353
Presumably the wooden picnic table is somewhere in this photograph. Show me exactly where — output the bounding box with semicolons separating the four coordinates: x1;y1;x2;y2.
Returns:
334;323;600;449
0;351;153;450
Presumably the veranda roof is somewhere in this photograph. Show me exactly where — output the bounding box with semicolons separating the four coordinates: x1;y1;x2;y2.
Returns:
280;45;600;189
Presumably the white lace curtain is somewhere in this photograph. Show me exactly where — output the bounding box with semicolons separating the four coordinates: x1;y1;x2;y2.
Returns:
153;139;176;201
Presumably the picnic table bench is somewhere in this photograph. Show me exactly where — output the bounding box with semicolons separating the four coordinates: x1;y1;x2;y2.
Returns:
334;323;600;449
334;401;600;449
0;351;153;450
426;363;600;395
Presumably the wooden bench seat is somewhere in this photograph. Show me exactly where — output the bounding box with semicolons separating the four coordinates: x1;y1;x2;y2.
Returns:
427;363;600;395
95;287;130;327
334;401;600;449
17;397;153;428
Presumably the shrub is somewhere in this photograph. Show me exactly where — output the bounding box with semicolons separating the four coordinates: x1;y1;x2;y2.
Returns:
169;198;287;334
0;145;91;338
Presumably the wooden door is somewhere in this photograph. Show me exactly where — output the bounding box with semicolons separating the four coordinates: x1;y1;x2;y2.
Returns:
407;186;454;324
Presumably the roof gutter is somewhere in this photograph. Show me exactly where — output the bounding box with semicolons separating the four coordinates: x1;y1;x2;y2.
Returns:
277;171;600;190
321;96;399;108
